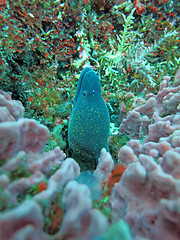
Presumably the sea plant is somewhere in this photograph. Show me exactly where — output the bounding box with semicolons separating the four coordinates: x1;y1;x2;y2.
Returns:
99;8;179;94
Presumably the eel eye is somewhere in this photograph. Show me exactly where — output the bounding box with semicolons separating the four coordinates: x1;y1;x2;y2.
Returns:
83;90;87;98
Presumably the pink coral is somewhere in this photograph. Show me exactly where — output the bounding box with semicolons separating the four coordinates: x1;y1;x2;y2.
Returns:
110;153;180;239
0;200;48;240
27;147;66;175
118;76;180;140
0;89;24;120
94;148;114;182
0;119;49;160
160;150;180;179
173;67;180;87
0;107;15;122
34;158;80;213
55;180;108;240
119;111;141;138
109;72;180;239
0;68;180;240
0;90;81;238
118;145;137;167
134;97;156;118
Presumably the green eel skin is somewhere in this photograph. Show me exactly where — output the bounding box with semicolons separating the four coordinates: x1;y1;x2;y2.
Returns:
68;67;110;170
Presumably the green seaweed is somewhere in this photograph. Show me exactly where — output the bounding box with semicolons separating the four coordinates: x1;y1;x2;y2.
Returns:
93;195;112;221
9;165;31;182
109;133;131;161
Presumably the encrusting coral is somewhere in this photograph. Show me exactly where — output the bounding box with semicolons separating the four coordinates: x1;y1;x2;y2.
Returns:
0;68;180;239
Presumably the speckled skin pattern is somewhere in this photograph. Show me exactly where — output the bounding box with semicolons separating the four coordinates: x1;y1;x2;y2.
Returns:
68;67;110;170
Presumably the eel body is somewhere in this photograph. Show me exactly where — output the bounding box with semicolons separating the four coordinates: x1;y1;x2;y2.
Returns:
68;67;110;170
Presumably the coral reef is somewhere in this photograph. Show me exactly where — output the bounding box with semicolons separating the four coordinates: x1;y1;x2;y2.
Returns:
0;89;109;240
110;73;180;239
0;0;179;238
0;200;48;240
0;89;24;121
55;180;108;239
118;74;180;142
1;67;180;239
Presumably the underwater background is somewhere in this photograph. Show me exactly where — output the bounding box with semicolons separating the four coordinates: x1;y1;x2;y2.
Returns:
0;0;180;239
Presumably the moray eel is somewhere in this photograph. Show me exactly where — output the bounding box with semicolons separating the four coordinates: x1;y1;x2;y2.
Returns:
68;67;110;170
